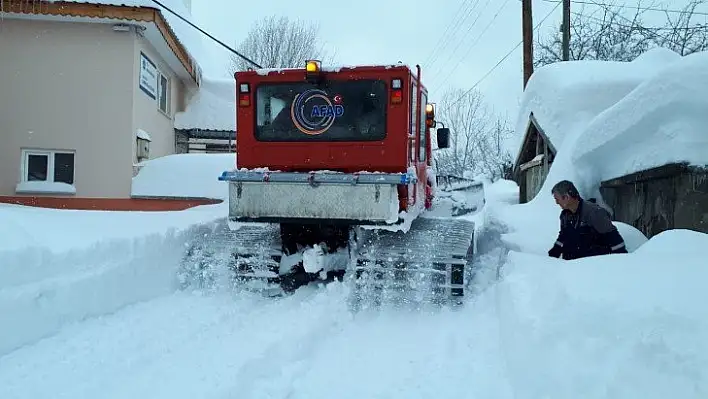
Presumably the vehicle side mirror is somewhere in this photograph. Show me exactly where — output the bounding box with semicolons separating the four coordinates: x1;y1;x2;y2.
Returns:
437;128;450;149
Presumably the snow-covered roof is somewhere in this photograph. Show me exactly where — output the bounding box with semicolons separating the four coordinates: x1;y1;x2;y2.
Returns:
174;78;236;131
514;47;681;154
573;50;708;181
512;47;708;211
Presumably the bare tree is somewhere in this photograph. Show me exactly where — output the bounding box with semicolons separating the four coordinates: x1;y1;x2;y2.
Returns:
475;119;515;181
229;15;334;74
535;0;708;67
434;89;514;181
654;0;708;55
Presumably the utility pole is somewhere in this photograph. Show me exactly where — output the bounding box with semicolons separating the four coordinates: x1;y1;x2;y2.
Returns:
522;0;534;88
562;0;571;61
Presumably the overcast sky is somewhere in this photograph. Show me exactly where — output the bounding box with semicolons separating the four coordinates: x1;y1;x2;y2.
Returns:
189;0;706;130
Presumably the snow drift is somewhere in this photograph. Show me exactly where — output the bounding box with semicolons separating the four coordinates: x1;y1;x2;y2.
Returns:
132;153;235;200
0;154;231;356
0;221;221;356
495;229;708;398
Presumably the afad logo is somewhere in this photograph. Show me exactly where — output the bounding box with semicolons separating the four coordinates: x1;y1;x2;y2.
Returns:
290;89;344;135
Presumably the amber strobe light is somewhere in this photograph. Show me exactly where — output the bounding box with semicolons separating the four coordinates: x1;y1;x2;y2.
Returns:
305;60;322;82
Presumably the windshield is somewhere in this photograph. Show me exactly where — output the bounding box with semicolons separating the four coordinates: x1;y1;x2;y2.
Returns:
254;79;387;141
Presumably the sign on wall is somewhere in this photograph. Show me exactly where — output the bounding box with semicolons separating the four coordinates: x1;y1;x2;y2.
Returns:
139;52;158;99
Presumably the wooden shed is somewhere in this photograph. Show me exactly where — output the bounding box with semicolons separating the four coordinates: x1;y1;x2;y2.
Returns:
512;113;557;203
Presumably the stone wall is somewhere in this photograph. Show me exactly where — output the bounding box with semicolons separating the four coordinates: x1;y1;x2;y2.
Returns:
600;163;708;238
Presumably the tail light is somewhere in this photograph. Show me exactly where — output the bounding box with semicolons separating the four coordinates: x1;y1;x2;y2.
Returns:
238;83;250;107
425;103;435;127
391;78;402;104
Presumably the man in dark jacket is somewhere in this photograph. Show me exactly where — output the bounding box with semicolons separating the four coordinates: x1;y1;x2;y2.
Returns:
548;180;628;260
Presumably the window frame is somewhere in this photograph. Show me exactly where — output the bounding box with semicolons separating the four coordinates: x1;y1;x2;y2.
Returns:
19;148;76;185
157;71;171;116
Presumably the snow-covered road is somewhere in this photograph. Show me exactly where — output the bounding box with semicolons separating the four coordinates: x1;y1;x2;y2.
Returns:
0;283;514;399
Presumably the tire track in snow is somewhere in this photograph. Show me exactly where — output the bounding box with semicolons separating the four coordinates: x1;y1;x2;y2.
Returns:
224;283;354;399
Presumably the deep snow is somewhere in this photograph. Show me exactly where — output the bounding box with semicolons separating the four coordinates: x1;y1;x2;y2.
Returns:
2;48;708;398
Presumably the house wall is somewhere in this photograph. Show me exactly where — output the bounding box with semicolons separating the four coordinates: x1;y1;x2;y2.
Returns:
0;19;134;198
600;164;708;238
131;34;185;164
523;163;549;203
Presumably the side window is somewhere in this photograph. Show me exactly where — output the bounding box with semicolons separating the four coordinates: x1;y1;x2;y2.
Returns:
418;92;427;162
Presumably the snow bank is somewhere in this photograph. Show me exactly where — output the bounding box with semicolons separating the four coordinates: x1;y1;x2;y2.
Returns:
0;153;235;355
0;220;219;356
494;229;708;397
132;153;235;200
174;78;236;131
482;178;519;206
0;209;226;356
0;200;226;356
0;202;224;255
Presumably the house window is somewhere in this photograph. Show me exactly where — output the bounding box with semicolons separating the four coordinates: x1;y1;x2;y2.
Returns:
21;149;75;185
158;72;170;115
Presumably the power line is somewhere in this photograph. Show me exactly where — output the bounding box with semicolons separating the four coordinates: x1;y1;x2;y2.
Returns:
422;0;476;67
425;0;485;71
149;0;262;69
581;0;695;47
540;0;708;16
422;0;479;68
434;0;514;89
428;0;495;84
444;0;563;109
572;10;708;30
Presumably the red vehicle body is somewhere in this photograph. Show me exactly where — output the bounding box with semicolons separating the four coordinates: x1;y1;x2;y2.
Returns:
231;62;447;214
214;61;456;294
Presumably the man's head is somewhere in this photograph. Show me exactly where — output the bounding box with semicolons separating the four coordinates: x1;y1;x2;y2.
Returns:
551;180;581;211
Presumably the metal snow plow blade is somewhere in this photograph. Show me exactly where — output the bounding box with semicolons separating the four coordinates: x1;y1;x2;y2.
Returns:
218;170;416;224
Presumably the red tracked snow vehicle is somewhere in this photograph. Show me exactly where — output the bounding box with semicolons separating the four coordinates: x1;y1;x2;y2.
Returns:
212;60;475;300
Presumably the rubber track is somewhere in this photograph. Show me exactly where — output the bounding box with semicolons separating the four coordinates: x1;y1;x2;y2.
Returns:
181;218;475;299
